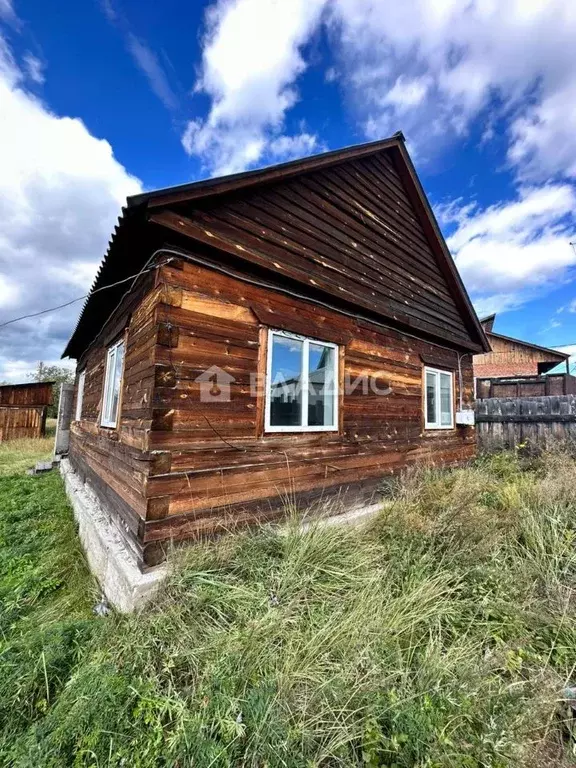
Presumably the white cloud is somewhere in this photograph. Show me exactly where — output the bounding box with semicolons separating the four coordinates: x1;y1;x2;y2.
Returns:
22;52;44;84
268;132;320;160
98;0;178;112
325;0;576;180
325;66;337;83
0;0;16;23
99;0;117;23
509;83;576;181
182;0;326;175
441;184;576;315
186;0;576;181
383;75;431;111
0;30;141;381
125;33;178;111
538;317;562;335
556;344;576;356
0;274;20;309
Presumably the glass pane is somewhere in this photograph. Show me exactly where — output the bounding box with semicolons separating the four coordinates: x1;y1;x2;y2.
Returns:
76;371;85;420
308;343;335;426
104;348;115;423
440;372;452;426
269;335;303;427
426;371;437;425
110;342;124;424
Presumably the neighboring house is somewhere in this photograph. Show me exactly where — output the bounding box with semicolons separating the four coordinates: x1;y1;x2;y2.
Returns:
62;133;489;570
473;314;569;379
0;382;53;441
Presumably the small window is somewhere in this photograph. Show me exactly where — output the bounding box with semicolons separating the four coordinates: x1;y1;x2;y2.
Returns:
265;330;338;432
424;367;454;429
75;369;85;421
101;339;125;428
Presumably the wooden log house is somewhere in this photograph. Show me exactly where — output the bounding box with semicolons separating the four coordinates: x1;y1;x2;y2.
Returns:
63;134;489;568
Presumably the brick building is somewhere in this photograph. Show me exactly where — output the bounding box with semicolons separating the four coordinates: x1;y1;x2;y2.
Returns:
473;314;568;379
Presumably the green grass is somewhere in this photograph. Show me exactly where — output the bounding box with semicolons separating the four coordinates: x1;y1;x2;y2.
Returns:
0;419;57;477
1;449;576;766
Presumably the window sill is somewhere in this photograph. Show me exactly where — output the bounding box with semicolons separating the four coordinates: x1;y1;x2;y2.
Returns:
264;425;338;434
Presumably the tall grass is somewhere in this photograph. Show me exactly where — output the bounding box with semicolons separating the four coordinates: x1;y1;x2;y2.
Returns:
2;451;576;766
0;418;56;476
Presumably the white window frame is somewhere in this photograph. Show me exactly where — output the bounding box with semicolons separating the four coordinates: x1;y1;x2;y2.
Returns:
265;329;339;433
101;339;125;428
75;369;85;421
424;366;454;430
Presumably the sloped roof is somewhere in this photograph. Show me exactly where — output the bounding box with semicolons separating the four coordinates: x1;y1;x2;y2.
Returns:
63;133;489;359
480;314;568;361
486;331;569;361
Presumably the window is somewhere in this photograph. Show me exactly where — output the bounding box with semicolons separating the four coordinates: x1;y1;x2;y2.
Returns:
425;367;454;429
101;339;125;428
75;369;85;421
265;330;338;432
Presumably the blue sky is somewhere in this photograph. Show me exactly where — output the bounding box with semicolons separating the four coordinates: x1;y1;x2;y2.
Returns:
0;0;575;380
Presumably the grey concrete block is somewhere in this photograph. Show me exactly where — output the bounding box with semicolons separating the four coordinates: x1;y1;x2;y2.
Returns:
60;458;167;612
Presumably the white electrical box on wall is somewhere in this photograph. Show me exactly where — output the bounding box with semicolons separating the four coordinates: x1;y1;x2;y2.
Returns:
455;410;475;426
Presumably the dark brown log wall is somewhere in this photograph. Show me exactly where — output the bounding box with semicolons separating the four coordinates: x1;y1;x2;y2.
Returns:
154;150;481;352
68;278;164;566
67;255;476;567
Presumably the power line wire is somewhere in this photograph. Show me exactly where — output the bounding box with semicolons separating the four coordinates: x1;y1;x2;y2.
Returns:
0;264;162;331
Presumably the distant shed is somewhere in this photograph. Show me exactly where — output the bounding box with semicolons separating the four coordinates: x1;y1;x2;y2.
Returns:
0;382;54;440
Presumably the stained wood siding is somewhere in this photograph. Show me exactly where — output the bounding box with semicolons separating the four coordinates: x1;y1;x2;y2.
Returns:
69;281;164;565
0;406;46;440
0;382;53;406
142;260;475;547
67;257;476;566
156;151;479;351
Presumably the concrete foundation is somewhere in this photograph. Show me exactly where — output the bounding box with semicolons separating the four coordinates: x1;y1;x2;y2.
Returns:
60;458;167;612
60;458;385;612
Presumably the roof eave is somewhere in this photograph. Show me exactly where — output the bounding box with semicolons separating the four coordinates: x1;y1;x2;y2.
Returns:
486;330;570;360
127;134;407;210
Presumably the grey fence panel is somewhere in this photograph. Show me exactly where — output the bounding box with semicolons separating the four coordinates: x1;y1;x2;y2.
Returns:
475;395;576;453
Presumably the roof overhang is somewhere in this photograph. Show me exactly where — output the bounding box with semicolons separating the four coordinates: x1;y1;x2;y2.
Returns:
486;330;569;361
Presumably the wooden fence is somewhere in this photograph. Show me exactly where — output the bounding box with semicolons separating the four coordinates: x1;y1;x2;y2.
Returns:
476;373;576;399
476;395;576;453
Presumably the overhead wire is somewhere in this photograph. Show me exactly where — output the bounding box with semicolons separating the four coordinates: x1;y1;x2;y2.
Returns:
0;263;164;331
